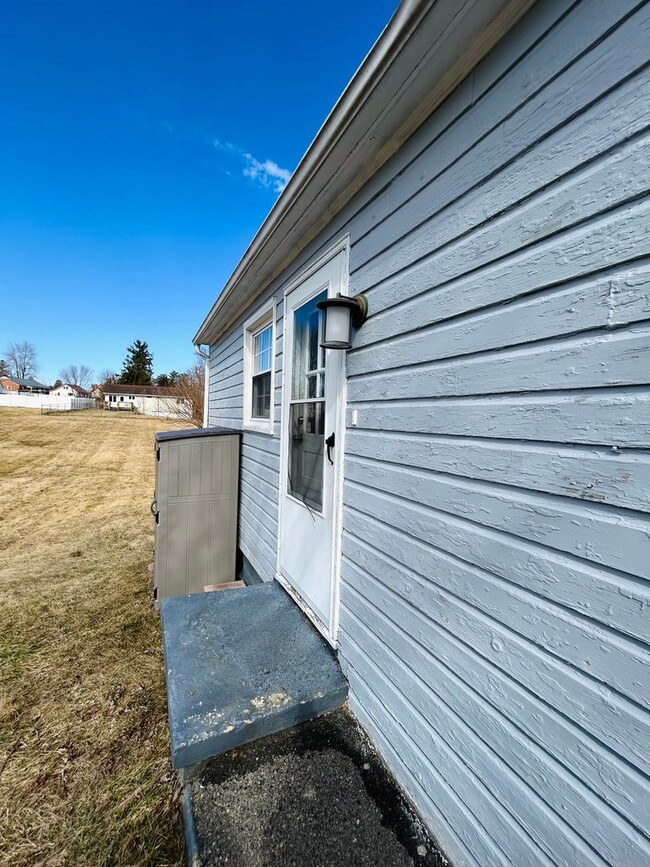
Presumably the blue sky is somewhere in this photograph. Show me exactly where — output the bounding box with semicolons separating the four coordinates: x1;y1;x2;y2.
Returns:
0;1;398;384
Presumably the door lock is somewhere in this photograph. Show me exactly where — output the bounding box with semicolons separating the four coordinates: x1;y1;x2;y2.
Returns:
325;432;335;464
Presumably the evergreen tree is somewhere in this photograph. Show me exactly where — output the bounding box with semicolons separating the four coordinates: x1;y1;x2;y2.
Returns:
156;373;171;387
119;340;153;385
0;359;9;377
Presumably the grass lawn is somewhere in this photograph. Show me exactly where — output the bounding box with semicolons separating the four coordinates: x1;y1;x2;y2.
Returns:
0;409;186;867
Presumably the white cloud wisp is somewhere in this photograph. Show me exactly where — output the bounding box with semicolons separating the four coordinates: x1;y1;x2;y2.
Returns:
212;137;292;194
242;155;292;194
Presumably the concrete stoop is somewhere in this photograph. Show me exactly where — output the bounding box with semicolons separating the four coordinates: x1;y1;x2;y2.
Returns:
161;581;348;771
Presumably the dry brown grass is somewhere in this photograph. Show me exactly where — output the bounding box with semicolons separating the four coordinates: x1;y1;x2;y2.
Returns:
0;409;187;867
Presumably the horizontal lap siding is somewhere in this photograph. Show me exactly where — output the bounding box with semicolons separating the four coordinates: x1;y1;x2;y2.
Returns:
207;296;283;580
338;2;650;866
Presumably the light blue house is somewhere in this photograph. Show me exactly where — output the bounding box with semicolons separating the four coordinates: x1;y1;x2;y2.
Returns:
190;0;650;863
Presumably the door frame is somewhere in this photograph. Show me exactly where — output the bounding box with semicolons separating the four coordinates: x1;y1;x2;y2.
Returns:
275;236;350;647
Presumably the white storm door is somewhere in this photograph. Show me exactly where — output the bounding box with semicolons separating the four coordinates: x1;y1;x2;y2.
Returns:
278;252;345;638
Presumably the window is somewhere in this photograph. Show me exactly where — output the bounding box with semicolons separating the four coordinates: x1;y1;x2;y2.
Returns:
243;300;275;433
252;324;272;418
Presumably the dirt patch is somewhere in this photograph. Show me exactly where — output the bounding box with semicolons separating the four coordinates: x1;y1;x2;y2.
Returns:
192;707;446;867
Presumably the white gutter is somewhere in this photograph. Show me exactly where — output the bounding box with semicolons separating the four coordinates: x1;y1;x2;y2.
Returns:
194;0;533;347
194;343;210;428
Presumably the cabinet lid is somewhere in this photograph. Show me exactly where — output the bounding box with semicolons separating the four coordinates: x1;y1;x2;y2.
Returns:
156;427;241;443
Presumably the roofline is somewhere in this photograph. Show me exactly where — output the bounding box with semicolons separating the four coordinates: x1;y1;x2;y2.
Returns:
194;0;534;347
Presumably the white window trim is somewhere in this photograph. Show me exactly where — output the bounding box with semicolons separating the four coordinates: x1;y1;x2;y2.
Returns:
243;298;275;434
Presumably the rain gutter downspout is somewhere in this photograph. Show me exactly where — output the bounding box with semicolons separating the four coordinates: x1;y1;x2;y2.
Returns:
194;343;210;428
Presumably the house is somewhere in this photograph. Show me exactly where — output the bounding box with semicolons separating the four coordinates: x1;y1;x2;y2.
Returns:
0;377;18;393
0;376;49;394
103;383;189;419
49;382;92;399
189;1;650;864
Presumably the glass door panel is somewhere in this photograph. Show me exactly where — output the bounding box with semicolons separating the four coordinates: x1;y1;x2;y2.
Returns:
288;290;327;510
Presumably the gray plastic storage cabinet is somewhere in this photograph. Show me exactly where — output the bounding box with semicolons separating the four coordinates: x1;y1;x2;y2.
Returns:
152;428;241;603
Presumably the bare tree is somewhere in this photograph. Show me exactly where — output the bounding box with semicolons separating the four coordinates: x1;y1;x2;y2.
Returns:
5;341;38;379
59;364;94;389
98;370;118;387
160;362;205;427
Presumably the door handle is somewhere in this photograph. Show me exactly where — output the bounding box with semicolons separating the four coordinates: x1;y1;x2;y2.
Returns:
325;432;335;465
150;497;158;518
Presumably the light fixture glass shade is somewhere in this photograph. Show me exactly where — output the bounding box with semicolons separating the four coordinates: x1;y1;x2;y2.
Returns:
322;304;352;349
316;293;368;350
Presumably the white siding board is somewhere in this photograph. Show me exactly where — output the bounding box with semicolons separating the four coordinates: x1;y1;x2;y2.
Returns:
341;535;650;835
344;484;650;710
241;436;281;459
347;686;482;867
239;474;278;515
352;196;650;354
213;380;243;402
205;2;650;862
238;512;275;582
238;500;276;554
346;667;515;867
342;591;650;867
371;0;639;224
214;358;243;383
348;390;650;447
239;487;278;536
344;647;594;867
352;2;650;286
346;457;650;583
346;430;650;513
348;324;650;401
349;262;650;374
341;510;650;776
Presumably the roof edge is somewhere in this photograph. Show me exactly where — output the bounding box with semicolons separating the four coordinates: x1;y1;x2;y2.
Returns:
194;0;533;346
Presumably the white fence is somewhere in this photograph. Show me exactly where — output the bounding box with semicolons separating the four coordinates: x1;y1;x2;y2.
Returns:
0;394;95;412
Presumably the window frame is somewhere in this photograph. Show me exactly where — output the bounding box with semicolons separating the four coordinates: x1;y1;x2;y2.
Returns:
243;298;276;434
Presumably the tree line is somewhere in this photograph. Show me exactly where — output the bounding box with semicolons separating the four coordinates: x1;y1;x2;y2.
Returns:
2;339;204;426
2;339;194;389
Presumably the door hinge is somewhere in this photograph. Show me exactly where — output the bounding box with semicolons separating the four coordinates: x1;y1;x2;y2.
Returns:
156;447;160;461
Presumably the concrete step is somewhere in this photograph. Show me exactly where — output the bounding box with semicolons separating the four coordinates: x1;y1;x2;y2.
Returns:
161;582;348;769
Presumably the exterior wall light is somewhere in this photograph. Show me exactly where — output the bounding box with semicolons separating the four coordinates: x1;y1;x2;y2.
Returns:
317;293;368;350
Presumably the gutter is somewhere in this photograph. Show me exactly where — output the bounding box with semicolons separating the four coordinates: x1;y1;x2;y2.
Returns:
194;344;210;428
194;0;534;347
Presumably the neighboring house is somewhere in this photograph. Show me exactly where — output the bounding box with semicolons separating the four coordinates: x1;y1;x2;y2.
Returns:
49;383;92;398
0;376;49;393
192;1;650;865
103;383;189;419
0;377;18;393
90;384;104;401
